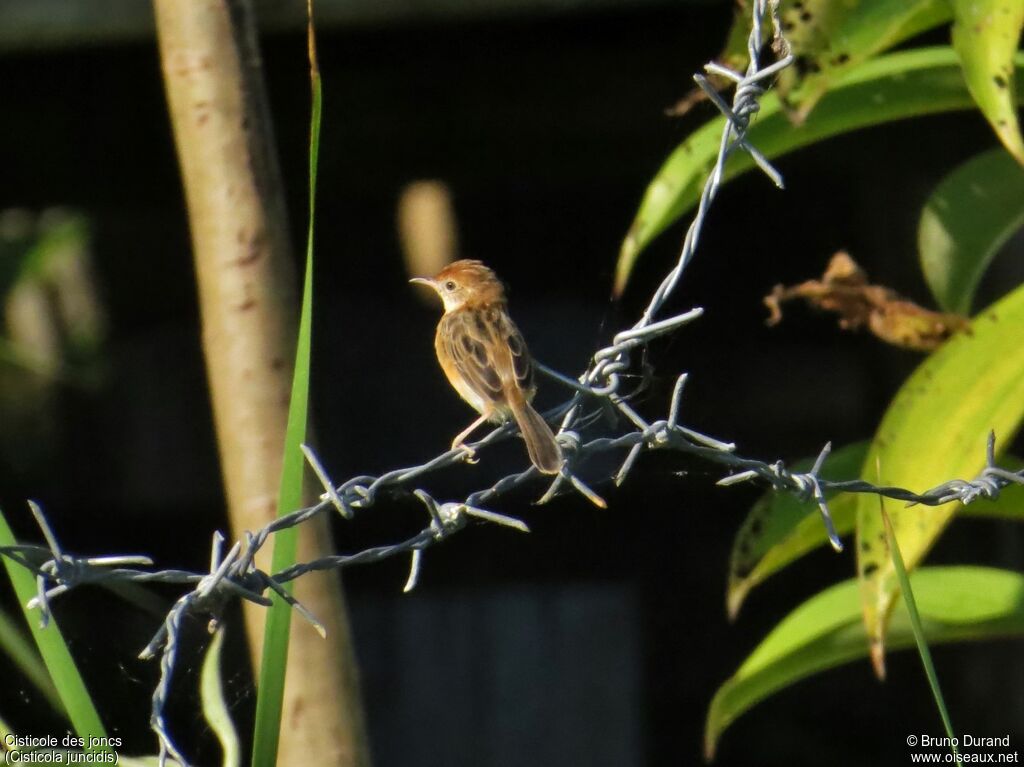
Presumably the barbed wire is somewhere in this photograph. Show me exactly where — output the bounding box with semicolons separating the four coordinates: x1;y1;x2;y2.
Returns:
2;1;1022;765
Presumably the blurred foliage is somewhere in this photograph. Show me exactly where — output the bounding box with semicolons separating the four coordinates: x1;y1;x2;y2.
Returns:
0;209;107;470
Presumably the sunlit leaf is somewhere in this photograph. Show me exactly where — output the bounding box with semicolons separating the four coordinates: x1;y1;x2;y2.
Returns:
706;566;1024;759
720;0;952;97
775;0;953;120
951;0;1024;164
856;282;1024;676
919;148;1024;314
616;48;1024;295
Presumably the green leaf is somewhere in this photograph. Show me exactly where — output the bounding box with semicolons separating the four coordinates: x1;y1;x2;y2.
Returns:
706;566;1024;759
0;506;109;752
856;282;1024;676
775;0;954;119
919;148;1024;314
728;444;1024;617
880;502;959;764
250;17;321;767
201;627;241;767
616;48;1024;295
951;0;1024;164
0;607;62;713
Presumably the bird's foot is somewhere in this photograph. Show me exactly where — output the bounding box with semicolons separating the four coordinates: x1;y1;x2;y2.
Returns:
453;442;479;464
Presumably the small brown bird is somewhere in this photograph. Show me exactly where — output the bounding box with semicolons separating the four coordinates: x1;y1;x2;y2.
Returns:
411;260;563;474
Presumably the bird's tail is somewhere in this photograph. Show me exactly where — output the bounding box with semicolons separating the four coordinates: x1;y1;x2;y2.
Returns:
507;390;562;474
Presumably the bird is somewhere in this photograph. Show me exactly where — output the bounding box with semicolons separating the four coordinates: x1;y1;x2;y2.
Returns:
410;259;563;474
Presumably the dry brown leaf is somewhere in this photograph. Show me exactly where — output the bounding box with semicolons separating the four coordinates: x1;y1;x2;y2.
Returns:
764;251;970;351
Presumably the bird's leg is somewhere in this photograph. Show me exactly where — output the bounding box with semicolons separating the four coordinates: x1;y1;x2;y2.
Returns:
451;413;491;464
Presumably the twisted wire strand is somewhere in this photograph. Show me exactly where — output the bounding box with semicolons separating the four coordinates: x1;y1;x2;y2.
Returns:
2;2;1021;763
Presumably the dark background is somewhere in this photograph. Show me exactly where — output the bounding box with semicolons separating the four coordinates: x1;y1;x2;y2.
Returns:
1;2;1023;765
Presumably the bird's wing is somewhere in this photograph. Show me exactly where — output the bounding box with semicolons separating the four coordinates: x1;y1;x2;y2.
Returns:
440;304;535;401
440;308;504;401
493;306;536;395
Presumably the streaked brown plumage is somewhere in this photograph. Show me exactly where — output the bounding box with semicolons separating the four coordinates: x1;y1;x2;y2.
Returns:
410;260;563;474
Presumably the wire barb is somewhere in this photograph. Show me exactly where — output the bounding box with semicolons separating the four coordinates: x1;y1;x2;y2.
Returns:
303;443;352;518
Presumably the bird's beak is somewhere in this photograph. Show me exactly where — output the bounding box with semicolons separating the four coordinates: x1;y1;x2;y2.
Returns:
409;277;433;288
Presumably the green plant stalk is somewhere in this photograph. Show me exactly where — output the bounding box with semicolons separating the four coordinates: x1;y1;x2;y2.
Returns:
249;19;321;767
0;508;109;753
881;501;961;766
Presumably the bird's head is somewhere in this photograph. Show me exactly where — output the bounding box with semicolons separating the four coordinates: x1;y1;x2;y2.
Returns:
410;259;506;312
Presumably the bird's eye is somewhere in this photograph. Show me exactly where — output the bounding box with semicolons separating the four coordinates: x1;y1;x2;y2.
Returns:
444;281;456;291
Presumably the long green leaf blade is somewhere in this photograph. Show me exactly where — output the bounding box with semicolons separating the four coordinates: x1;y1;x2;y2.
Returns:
706;566;1024;759
250;11;321;767
616;48;1024;295
919;148;1024;314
